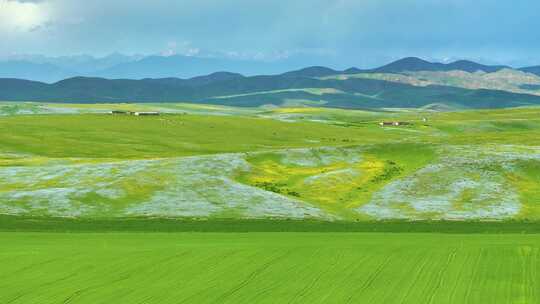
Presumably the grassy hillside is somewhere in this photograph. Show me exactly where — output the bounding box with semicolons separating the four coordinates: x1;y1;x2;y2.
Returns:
0;113;395;158
3;72;540;109
4;57;540;110
2;104;540;221
3;102;540;303
324;69;540;96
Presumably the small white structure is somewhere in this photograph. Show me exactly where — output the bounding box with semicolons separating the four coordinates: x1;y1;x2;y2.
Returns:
133;111;160;116
109;110;129;114
379;121;410;127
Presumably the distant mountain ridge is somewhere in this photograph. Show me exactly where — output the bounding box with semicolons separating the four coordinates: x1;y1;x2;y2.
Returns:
0;53;335;83
520;66;540;75
2;55;540;83
280;66;340;78
0;54;141;83
0;61;72;83
2;70;540;110
271;57;529;77
2;56;540;110
371;57;509;73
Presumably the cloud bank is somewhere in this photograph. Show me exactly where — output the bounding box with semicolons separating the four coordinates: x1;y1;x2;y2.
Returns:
0;0;539;67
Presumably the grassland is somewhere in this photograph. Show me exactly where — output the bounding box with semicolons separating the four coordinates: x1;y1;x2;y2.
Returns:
2;103;540;220
2;102;540;302
1;232;539;304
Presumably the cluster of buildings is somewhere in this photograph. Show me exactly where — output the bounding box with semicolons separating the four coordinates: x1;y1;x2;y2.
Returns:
378;117;427;127
109;110;160;116
379;121;410;127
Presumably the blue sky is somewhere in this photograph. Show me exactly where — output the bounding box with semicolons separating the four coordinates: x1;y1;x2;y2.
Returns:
1;0;539;68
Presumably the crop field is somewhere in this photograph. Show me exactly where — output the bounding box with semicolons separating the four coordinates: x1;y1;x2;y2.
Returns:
1;232;539;304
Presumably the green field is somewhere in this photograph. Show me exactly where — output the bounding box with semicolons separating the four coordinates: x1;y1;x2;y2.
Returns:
2;102;540;302
2;103;540;220
1;232;539;304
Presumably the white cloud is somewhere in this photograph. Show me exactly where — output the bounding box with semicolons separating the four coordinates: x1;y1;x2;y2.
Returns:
0;0;539;67
161;41;200;57
0;0;50;32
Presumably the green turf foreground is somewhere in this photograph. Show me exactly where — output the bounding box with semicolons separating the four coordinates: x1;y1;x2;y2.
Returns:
1;232;539;303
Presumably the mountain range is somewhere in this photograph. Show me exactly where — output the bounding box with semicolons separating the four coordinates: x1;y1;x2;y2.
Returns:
0;53;343;83
2;57;540;109
2;54;540;83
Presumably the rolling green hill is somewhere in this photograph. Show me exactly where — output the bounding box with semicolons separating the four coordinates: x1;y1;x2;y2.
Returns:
2;74;540;109
3;57;540;109
2;104;540;221
3;103;540;303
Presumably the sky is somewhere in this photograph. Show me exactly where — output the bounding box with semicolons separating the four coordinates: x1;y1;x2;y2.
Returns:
1;0;539;68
